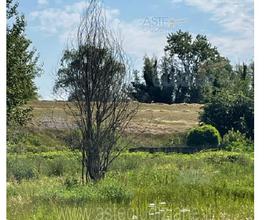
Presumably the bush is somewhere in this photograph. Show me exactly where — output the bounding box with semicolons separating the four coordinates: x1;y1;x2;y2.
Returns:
200;92;254;139
222;129;253;152
7;159;38;182
64;129;82;150
47;158;65;176
186;124;221;148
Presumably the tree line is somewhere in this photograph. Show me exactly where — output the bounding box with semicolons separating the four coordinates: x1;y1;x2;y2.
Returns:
129;30;254;105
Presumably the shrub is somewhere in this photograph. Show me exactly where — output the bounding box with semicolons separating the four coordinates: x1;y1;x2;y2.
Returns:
186;124;221;148
222;129;253;152
47;158;65;176
200;92;254;139
7;159;38;182
64;129;82;150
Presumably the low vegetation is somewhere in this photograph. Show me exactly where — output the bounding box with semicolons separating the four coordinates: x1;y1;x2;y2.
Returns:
7;101;254;219
7;149;254;219
186;124;221;148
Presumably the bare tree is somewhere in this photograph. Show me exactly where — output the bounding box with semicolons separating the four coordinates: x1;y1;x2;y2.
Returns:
54;0;138;182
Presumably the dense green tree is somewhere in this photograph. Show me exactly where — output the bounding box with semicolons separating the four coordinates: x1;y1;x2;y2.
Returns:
232;62;254;99
200;60;254;139
165;30;221;103
130;56;162;103
143;56;162;102
129;70;150;102
160;55;175;104
7;0;41;126
198;57;233;102
200;91;254;139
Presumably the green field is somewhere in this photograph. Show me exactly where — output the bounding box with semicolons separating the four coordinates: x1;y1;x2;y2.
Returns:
7;101;254;220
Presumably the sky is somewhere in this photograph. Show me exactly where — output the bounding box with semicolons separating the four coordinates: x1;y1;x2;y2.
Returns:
18;0;254;100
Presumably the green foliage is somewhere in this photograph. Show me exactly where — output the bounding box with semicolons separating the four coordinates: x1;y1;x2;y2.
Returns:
7;151;81;182
40;152;80;177
130;56;162;103
200;61;254;140
165;31;221;103
64;129;82;150
98;178;132;203
55;45;125;101
223;129;253;152
200;91;254;139
47;158;65;176
130;30;228;104
198;58;234;102
159;55;175;104
7;0;41;126
7;158;38;182
186;125;221;148
64;176;79;189
7;129;68;153
7;151;253;219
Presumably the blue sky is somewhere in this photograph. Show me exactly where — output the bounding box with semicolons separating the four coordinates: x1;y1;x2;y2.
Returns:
18;0;254;100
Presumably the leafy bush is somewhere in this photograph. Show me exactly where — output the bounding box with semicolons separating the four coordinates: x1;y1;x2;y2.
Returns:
64;129;82;150
186;124;221;148
7;159;38;182
47;158;65;176
200;92;254;139
222;129;253;152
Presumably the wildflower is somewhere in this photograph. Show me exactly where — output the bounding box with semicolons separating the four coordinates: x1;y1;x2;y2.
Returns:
149;203;155;207
132;215;138;220
180;208;190;213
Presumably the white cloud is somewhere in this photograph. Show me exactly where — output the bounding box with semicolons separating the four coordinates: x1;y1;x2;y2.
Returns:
30;1;167;70
37;0;48;5
172;0;254;61
209;35;253;63
172;0;253;30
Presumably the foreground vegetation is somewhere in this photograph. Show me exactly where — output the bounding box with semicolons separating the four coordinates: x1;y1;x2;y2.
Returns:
7;101;254;219
7;147;253;219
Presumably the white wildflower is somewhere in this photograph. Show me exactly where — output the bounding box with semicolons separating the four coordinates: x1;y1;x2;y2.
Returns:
149;203;155;208
132;215;138;220
180;208;190;213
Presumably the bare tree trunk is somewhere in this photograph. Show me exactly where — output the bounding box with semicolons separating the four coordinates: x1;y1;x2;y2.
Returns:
87;149;102;181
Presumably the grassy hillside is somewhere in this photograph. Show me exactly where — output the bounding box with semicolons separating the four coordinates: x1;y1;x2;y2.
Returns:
26;101;202;148
29;101;202;134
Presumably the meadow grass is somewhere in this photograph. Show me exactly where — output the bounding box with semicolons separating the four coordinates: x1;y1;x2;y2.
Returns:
7;151;254;219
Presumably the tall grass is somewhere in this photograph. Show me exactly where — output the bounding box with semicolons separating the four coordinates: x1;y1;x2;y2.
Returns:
7;151;254;219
